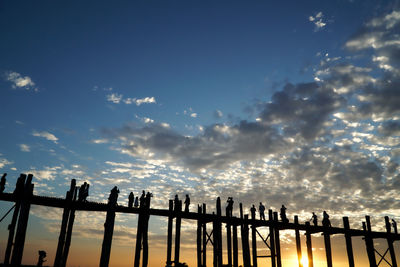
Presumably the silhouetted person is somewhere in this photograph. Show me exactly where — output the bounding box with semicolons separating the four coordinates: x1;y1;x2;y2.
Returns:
78;182;88;201
134;196;139;208
392;219;398;234
280;205;288;223
0;173;6;193
174;194;179;211
109;186;119;204
128;192;134;208
140;190;146;207
259;202;265;220
322;211;331;227
311;212;318;226
250;204;256;219
37;250;46;266
184;194;190;212
145;191;153;207
226;197;234;217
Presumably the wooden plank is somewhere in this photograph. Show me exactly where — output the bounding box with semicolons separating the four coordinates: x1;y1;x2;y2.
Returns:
343;217;355;267
294;216;303;267
305;222;313;267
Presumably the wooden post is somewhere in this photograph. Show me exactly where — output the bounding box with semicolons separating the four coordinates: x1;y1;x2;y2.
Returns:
99;186;119;267
202;203;207;267
166;200;173;266
233;224;238;267
268;210;276;267
363;217;377;267
323;228;332;267
273;212;282;267
343;217;355;267
385;216;397;267
305;222;313;267
54;179;76;267
60;187;78;267
294;216;303;267
213;214;218;267
197;205;202;267
240;204;251;267
142;197;150;267
175;200;182;265
4;174;25;265
227;222;232;267
11;174;33;266
216;197;222;267
251;207;257;267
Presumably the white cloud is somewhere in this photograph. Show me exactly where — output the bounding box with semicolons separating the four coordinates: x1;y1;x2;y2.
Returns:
32;131;58;143
4;71;37;91
190;113;198;118
133;96;156;106
19;144;30;152
309;12;327;31
0;158;13;169
92;139;108;144
106;93;123;104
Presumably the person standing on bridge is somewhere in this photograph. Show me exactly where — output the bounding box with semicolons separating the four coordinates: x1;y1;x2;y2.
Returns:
322;211;331;227
140;190;146;207
226;197;234;217
392;219;398;234
0;173;6;193
259;202;266;220
250;204;256;219
134;196;139;208
184;194;190;212
280;205;288;223
310;212;318;226
128;192;134;208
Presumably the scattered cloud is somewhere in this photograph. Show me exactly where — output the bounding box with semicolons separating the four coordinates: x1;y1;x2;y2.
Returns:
19;144;30;152
4;71;38;91
106;93;123;104
106;93;156;106
309;12;327;31
32;130;58;143
0;156;13;169
99;9;400;219
214;110;223;119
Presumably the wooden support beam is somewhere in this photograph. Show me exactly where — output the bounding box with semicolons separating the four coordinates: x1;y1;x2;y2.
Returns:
363;216;377;267
233;224;238;267
175;200;182;265
4;174;25;265
166;200;173;266
213;215;218;267
251;207;258;267
323;228;333;267
202;203;207;267
54;179;76;267
99;186;119;267
273;212;282;267
227;222;232;267
217;197;223;267
11;174;33;266
60;187;78;267
142;200;150;267
343;217;355;267
268;210;276;267
294;216;303;267
385;216;397;267
305;222;313;267
239;204;251;267
197;205;202;267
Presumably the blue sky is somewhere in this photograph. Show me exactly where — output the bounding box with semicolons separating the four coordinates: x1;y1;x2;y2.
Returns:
1;1;400;266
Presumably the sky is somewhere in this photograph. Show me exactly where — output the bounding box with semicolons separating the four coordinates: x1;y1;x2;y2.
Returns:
1;0;400;266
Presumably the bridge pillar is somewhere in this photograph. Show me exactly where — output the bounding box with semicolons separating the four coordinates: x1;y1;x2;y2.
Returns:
363;217;377;267
294;216;303;267
305;222;313;267
166;200;173;266
385;216;397;267
343;217;355;267
268;209;276;267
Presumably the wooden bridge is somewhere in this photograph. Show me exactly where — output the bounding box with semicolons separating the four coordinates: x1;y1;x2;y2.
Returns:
0;173;399;267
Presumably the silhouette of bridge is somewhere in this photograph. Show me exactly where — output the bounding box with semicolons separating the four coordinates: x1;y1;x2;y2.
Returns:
0;173;399;267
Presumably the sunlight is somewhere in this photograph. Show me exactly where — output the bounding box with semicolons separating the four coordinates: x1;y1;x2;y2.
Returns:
301;254;309;267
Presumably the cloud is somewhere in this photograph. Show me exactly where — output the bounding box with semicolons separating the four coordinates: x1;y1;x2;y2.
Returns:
107;93;156;106
214;110;223;119
4;71;37;91
19;144;30;152
32;130;58;143
106;93;123;104
0;157;13;169
309;12;327;31
94;9;400;221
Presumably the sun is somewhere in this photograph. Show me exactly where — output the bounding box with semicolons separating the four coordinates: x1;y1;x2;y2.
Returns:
300;255;309;267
